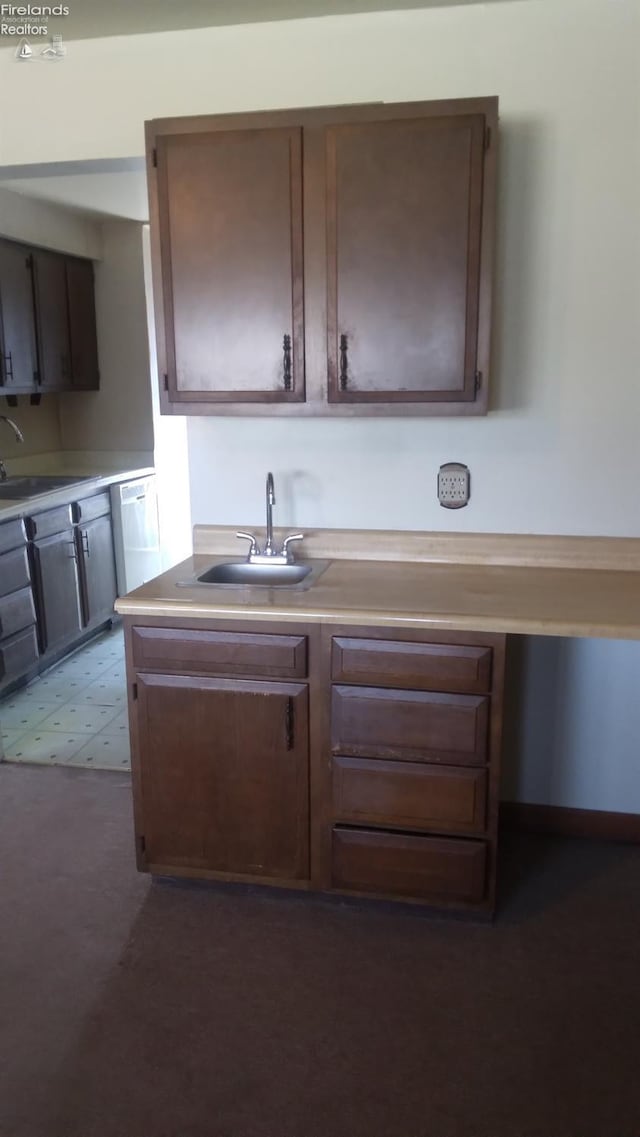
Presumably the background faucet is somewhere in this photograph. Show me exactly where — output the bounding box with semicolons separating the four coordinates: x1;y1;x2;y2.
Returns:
0;415;24;481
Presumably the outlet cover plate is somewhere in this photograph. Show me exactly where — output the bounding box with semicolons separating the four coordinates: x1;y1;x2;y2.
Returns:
438;462;470;509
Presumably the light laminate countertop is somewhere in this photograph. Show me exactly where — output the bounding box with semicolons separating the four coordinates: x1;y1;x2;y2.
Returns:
115;527;640;640
0;466;155;523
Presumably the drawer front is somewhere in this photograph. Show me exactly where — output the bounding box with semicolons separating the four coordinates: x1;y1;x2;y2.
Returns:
332;827;487;904
27;504;73;540
0;586;36;641
332;636;492;693
0;546;30;598
0;518;26;556
332;685;489;766
0;624;39;686
333;756;487;834
74;492;111;523
131;626;308;678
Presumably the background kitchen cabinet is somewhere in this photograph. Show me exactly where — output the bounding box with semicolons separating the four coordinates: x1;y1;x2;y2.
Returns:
0;518;38;691
28;505;83;656
0;238;99;396
65;256;100;390
147;97;497;416
0;239;38;394
74;493;117;629
134;671;310;880
26;493;116;663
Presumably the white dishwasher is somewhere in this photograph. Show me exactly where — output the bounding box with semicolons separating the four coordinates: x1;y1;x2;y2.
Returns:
110;475;162;596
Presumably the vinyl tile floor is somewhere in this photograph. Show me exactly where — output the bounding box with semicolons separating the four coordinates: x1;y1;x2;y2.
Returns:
0;626;131;771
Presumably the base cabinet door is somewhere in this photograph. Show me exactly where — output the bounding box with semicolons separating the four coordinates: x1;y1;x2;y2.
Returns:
77;514;117;628
31;529;82;654
135;673;309;880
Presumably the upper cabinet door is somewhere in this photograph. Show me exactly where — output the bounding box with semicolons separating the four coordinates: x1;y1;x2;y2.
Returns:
31;248;72;391
66;256;100;390
325;112;490;407
153;126;305;404
0;239;38;393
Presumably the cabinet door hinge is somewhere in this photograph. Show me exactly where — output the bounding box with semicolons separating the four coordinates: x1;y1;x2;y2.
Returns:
132;682;138;701
474;370;482;394
25;253;34;269
152;148;157;168
138;834;146;855
484;126;492;152
163;374;169;392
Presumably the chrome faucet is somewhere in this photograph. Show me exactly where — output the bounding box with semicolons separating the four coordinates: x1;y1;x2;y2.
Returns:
236;472;304;564
265;472;276;556
0;415;24;481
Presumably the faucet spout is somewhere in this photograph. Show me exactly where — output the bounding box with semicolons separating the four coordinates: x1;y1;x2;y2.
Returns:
265;472;276;555
0;415;24;482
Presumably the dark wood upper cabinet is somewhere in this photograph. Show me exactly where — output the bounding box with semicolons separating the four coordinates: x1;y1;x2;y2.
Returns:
66;256;100;390
325;114;487;404
0;239;38;393
0;239;99;395
147;98;497;416
154;126;304;404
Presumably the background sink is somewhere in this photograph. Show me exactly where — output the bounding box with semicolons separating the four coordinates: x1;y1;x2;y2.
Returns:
0;475;94;500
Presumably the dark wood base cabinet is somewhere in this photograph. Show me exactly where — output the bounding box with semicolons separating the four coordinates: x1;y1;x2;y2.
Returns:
125;618;505;917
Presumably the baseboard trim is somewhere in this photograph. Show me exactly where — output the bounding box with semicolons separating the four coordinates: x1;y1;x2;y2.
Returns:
500;802;640;843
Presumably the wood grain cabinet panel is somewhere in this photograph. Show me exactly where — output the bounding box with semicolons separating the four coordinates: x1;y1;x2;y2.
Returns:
31;248;71;391
326;113;486;404
332;827;487;904
132;625;307;678
136;673;309;880
331;685;489;766
0;586;36;641
331;636;492;693
155;126;304;404
0;239;38;393
0;546;30;598
333;756;487;834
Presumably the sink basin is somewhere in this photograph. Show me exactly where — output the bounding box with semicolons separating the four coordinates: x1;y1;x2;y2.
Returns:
177;558;330;590
0;475;94;500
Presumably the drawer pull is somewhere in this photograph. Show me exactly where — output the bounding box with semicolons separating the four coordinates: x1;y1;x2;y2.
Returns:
285;696;294;750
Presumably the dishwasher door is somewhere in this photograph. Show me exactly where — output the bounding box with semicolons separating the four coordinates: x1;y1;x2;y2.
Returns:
110;475;162;596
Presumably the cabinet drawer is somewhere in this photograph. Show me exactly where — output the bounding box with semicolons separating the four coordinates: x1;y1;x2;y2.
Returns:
27;504;73;540
0;586;36;641
332;827;487;903
333;756;487;834
0;546;30;598
131;626;308;678
332;637;492;693
74;492;110;523
0;624;38;685
332;685;489;766
0;518;26;556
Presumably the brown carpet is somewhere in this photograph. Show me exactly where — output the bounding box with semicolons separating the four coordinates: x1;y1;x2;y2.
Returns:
1;764;639;1137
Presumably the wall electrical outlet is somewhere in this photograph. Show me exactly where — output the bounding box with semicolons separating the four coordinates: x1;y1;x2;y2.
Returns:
438;462;470;509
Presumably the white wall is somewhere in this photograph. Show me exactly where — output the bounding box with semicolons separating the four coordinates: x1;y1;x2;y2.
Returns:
2;0;638;811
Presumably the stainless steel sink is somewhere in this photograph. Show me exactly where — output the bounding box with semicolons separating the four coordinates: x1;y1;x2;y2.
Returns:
178;558;329;590
0;475;94;499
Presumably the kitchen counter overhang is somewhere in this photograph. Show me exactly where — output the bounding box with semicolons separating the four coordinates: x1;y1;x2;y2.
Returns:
114;526;640;641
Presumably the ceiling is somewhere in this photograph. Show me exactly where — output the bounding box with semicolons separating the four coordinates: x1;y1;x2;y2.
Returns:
28;0;512;43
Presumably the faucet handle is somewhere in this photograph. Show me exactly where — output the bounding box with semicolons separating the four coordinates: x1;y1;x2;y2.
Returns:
236;531;259;559
281;533;304;562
